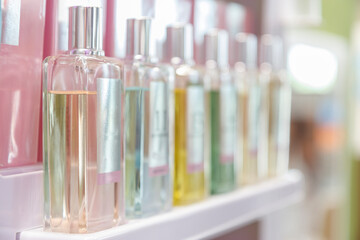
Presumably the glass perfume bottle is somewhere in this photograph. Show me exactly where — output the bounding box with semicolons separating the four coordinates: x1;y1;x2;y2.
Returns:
43;7;124;233
259;35;292;178
203;29;236;194
233;33;262;184
165;24;206;205
124;18;173;218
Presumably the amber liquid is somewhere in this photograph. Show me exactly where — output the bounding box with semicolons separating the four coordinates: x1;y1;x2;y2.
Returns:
44;91;119;233
173;88;205;205
238;91;253;184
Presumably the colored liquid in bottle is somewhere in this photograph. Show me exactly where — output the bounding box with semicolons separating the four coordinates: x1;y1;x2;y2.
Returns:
45;91;120;233
208;90;236;194
267;78;291;177
125;87;148;215
238;91;257;184
173;88;205;205
125;85;171;217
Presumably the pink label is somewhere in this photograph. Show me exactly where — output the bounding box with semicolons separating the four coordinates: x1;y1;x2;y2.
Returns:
149;165;169;177
97;171;122;185
187;162;204;174
220;155;234;164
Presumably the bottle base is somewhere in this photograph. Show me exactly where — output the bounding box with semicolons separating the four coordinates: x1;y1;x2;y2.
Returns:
126;204;172;219
173;194;206;206
211;184;236;195
44;217;124;234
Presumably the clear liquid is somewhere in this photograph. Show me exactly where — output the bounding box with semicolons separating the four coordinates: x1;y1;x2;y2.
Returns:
44;91;120;233
267;78;292;177
125;87;171;217
173;88;205;205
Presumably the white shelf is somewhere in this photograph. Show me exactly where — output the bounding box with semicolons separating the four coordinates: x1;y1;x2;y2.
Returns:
0;164;43;240
19;170;304;240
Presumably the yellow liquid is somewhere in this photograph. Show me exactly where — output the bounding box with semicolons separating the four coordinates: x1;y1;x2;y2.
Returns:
173;88;205;205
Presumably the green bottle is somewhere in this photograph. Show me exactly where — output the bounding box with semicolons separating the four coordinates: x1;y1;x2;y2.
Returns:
204;29;236;194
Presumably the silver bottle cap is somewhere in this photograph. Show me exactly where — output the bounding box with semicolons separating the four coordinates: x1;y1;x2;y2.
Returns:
204;29;229;68
69;6;103;53
234;33;257;69
259;34;283;71
126;17;151;59
165;23;194;64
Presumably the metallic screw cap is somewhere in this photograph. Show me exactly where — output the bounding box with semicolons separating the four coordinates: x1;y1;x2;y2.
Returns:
204;29;229;68
165;23;194;64
68;6;103;52
126;17;152;59
259;34;284;71
234;33;257;69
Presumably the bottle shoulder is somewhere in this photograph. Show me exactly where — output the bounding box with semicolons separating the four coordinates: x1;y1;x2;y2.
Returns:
259;69;289;86
124;60;175;88
43;54;123;92
126;60;174;73
44;54;123;69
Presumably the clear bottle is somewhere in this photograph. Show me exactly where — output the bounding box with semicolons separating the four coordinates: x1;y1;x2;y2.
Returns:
259;35;292;178
233;33;262;184
124;18;173;218
203;29;236;194
43;7;125;233
165;24;206;205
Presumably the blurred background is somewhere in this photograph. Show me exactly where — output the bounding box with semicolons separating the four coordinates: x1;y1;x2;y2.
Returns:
43;0;359;239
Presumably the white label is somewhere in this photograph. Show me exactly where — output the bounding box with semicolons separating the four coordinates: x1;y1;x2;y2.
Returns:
220;85;236;163
1;0;21;46
187;85;204;173
96;78;122;185
149;81;169;176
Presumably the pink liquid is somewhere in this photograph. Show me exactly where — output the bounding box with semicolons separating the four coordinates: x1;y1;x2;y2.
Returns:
0;0;45;168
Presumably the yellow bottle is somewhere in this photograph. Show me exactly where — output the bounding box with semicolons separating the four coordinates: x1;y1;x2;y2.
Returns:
165;24;206;205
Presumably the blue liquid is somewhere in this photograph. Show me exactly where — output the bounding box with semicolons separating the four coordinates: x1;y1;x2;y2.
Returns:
125;86;171;218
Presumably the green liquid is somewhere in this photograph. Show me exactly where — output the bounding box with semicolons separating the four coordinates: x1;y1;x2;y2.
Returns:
209;90;236;194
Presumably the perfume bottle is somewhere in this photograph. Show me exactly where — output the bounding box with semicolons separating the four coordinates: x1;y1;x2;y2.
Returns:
259;35;292;178
0;0;46;168
233;33;262;184
203;29;236;194
124;18;173;218
43;7;124;233
165;24;206;205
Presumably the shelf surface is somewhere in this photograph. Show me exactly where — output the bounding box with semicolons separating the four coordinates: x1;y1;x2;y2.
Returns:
19;170;304;240
0;164;43;240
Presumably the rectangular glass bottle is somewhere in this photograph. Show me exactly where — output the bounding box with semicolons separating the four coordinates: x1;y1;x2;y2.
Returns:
204;29;236;194
236;69;265;184
262;71;292;177
124;18;173;218
259;35;292;178
165;24;206;205
233;33;265;184
43;6;125;233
